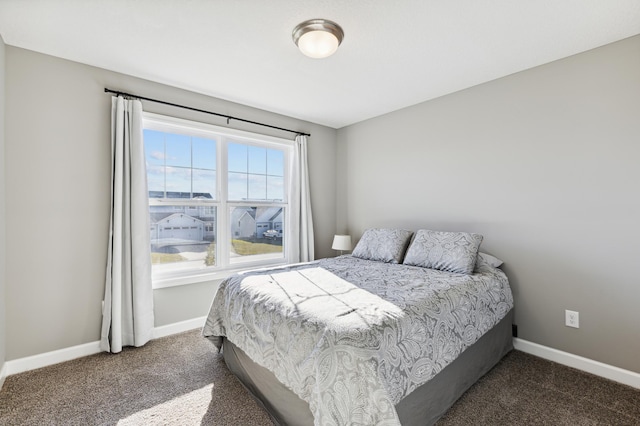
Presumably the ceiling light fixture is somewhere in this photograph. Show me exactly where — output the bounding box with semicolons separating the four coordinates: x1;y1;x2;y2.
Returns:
292;19;344;59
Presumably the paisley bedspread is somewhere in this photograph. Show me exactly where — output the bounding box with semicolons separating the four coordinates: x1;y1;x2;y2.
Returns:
203;255;513;426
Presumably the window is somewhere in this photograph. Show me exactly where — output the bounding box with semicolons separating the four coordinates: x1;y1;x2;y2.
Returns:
143;113;292;287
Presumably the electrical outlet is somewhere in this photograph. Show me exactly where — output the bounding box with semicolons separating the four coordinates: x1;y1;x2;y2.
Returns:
565;310;579;328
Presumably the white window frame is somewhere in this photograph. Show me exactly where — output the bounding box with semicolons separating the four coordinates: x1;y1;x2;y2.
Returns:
143;112;293;289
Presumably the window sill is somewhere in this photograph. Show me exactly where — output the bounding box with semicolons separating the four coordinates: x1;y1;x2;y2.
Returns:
152;261;289;289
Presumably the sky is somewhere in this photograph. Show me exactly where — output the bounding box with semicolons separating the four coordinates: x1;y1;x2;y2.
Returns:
144;129;285;201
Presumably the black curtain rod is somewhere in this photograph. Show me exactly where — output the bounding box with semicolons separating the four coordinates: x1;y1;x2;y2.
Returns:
104;88;311;137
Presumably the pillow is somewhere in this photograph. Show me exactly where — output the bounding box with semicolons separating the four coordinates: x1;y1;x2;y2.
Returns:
403;229;483;274
477;252;504;268
352;228;414;264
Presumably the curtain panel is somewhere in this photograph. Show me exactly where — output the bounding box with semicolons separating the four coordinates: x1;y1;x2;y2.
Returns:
289;134;315;263
100;96;154;353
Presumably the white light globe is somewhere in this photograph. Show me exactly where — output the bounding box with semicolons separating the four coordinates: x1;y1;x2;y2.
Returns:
298;30;339;59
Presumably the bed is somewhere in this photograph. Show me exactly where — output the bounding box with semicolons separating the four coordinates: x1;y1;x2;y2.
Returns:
203;228;514;425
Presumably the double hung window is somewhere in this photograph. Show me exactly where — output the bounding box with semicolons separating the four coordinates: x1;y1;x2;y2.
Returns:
143;113;292;287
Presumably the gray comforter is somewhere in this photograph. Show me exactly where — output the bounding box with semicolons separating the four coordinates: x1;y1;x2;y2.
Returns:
203;256;513;426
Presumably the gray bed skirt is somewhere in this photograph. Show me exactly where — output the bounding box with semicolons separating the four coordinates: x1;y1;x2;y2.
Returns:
222;308;514;425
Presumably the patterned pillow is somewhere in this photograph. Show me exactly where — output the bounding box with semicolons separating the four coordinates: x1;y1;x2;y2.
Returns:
352;228;414;264
403;229;483;274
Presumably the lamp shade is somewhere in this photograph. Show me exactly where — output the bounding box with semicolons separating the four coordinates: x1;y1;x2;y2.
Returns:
293;19;344;59
332;234;352;251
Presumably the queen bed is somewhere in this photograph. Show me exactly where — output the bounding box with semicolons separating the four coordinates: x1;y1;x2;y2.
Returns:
203;228;514;425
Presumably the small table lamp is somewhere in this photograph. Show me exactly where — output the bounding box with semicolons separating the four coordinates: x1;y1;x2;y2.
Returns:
332;234;352;255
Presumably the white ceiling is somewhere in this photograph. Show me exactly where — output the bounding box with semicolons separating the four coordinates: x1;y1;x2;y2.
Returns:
1;1;639;129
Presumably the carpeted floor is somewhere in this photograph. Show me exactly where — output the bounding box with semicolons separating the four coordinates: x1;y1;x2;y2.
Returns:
1;329;638;425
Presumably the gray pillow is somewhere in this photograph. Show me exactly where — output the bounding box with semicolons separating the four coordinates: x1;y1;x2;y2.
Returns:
352;228;414;264
403;229;483;274
477;252;503;268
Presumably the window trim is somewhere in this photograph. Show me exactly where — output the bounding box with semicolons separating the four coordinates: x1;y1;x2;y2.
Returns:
143;112;294;289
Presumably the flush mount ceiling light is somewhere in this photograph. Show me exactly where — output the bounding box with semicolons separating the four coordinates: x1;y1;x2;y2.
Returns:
292;19;344;59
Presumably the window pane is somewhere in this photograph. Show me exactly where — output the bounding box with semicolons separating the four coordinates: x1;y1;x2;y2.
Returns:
192;169;216;199
165;133;191;167
267;149;284;177
248;174;267;200
228;172;248;200
150;205;217;267
248;146;267;174
144;130;217;201
147;164;165;197
267;176;284;201
192;137;216;170
144;130;166;166
229;206;284;262
165;167;191;196
228;143;247;173
228;143;285;202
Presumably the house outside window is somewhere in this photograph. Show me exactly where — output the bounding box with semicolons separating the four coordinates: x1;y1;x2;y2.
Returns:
143;113;292;288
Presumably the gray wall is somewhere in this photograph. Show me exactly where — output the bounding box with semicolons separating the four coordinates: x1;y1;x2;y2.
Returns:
0;34;6;375
4;46;337;360
337;35;640;373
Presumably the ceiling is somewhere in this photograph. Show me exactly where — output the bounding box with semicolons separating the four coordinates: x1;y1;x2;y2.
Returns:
1;1;639;129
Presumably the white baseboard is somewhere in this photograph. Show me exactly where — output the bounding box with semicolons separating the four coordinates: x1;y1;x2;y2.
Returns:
5;340;102;377
2;316;207;382
152;316;206;339
514;338;640;389
6;325;637;392
0;362;7;390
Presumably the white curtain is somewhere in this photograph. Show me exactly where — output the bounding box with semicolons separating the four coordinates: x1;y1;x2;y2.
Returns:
100;96;154;353
289;134;315;263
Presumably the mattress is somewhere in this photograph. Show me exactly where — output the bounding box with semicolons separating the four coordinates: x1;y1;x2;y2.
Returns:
203;255;514;425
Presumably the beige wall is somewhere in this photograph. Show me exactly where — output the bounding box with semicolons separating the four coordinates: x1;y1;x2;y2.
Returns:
0;34;6;374
4;47;337;360
5;33;638;375
337;35;640;373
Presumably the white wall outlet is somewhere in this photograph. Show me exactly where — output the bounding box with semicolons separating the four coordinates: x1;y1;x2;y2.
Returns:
565;310;579;328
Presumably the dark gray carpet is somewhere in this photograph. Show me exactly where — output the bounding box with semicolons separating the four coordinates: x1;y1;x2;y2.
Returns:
436;348;640;425
1;329;638;425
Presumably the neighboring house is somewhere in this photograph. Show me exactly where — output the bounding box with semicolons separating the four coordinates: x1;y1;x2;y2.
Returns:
148;191;216;241
229;206;284;239
149;202;283;242
255;207;283;237
150;213;205;242
230;207;257;239
149;191;213;199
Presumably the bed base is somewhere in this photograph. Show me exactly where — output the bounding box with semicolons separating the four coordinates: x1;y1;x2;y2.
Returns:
223;309;514;425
